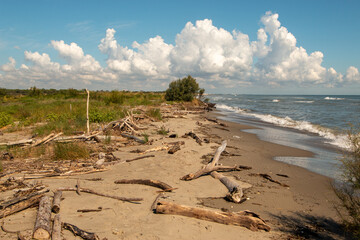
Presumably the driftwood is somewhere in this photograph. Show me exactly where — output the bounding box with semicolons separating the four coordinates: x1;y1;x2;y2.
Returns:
210;171;243;203
125;154;155;163
33;196;52;240
57;187;143;203
168;144;181;154
52;214;61;240
0;139;33;147
0;194;43;219
63;222;99;240
120;133;146;144
114;179;173;191
77;207;102;213
32;133;55;147
0;189;49;209
154;201;270;232
52;191;62;213
205;117;228;127
184;132;202;145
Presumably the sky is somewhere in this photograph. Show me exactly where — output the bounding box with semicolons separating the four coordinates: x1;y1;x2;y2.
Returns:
0;0;360;94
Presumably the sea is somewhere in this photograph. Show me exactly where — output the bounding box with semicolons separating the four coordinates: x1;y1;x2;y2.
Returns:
206;94;360;180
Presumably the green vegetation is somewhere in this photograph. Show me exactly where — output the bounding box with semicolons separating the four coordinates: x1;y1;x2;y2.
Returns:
146;108;162;121
0;88;165;136
142;133;149;143
335;126;360;238
157;126;169;135
54;142;90;160
165;75;204;101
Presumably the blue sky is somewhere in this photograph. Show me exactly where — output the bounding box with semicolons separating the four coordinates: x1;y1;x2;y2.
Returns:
0;0;359;94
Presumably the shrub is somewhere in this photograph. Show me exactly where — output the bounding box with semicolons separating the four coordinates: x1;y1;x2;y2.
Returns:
165;75;202;101
0;112;13;127
335;126;360;238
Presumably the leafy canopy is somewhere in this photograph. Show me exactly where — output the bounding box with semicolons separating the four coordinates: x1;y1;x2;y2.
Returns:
165;75;204;101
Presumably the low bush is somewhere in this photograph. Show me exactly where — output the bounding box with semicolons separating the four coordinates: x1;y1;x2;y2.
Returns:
147;108;162;121
54;142;89;160
0;112;12;128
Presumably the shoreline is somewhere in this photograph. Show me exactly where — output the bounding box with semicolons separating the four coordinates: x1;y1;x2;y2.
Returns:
0;107;347;239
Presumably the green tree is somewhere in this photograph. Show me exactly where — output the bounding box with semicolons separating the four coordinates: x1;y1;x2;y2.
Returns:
165;75;202;101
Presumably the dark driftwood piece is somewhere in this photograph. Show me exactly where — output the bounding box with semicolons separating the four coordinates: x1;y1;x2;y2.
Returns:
52;191;62;213
185;132;202;145
154;201;270;232
63;222;99;240
120;133;146;144
57;187;143;203
0;194;43;219
33;196;52;240
0;189;49;210
168;144;181;154
126;154;155;162
77;207;102;213
210;171;243;203
114;179;173;191
52;214;62;240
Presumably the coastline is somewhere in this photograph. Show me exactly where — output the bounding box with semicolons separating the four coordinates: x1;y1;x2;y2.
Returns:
0;108;346;239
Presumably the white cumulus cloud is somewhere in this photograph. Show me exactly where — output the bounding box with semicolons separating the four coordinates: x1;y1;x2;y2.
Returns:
0;12;358;91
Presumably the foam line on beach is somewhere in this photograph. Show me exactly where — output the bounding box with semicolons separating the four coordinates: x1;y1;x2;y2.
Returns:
216;103;350;150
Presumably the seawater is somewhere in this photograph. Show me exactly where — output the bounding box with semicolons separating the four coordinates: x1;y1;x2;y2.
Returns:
207;94;360;179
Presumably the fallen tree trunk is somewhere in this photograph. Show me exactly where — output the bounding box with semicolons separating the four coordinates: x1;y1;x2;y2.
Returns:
52;214;62;240
125;154;155;163
181;165;251;181
52;190;62;213
0;194;43;219
33;195;52;240
210;171;243;203
63;222;99;240
57;187;143;203
114;179;173;191
154;201;270;232
0;189;49;209
0;139;33;147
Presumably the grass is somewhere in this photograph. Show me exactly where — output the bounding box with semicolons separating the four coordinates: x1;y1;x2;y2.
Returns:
54;142;90;160
157;126;169;135
146;108;162;121
0;88;165;136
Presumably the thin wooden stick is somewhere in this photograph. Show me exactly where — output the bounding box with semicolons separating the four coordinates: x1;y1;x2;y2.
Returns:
114;179;173;191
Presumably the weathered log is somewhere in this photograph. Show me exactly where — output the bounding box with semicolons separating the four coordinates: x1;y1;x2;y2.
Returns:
168;144;181;154
120;133;146;144
210;171;243;203
0;139;33;147
32;133;55;147
63;222;99;240
114;179;173;191
125;154;155;163
33;195;52;240
42;132;63;145
250;173;289;187
52;214;62;240
0;189;49;209
140;146;169;154
154;201;270;231
57;187;143;203
181;165;251;181
52;191;62;213
185;132;202;145
0;194;42;219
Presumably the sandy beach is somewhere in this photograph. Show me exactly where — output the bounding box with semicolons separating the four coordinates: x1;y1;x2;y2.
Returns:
0;107;347;240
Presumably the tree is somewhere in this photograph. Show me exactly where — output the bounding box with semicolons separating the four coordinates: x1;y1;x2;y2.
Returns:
335;125;360;238
165;75;202;101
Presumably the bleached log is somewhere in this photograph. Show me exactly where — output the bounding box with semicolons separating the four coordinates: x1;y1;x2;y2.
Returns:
52;214;62;240
33;196;52;240
120;133;146;144
32;133;55;147
0;139;33;147
52;191;62;213
154;201;270;232
210;171;243;203
0;194;43;219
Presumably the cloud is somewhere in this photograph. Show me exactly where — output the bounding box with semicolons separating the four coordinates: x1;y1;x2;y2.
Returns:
0;12;358;91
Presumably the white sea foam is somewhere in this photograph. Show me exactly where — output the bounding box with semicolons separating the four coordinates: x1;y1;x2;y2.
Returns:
295;101;314;103
324;97;344;100
216;103;350;149
272;99;280;102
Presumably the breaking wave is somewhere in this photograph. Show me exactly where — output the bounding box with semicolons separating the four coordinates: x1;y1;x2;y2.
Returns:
216;104;349;149
324;97;344;100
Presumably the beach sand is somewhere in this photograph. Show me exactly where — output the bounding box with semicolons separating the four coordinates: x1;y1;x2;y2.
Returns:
0;110;346;239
